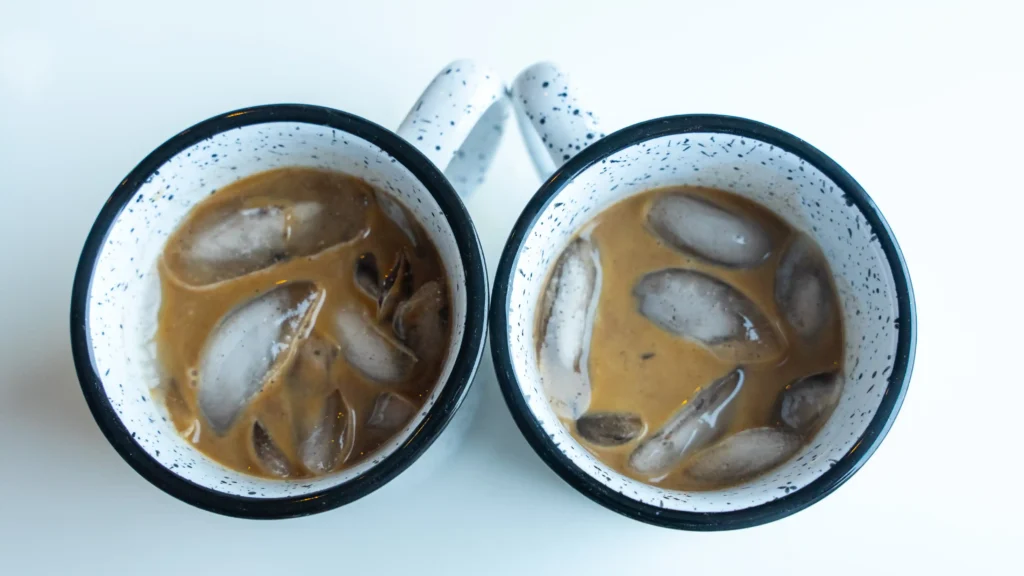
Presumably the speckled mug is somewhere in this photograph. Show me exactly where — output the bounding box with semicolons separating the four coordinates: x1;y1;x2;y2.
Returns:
71;60;509;518
490;63;916;530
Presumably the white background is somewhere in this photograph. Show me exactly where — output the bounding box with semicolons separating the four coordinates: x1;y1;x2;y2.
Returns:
1;1;1020;574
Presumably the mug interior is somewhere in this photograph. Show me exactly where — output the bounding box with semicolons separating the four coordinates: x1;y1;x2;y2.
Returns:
500;119;909;517
77;108;471;503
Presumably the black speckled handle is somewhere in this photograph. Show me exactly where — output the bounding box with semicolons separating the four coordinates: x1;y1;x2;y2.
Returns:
511;62;606;180
397;59;510;197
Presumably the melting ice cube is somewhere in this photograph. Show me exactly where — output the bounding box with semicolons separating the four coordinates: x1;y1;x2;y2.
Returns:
576;412;645;447
775;234;836;340
628;368;744;479
683;427;802;486
335;309;417;383
197;282;323;435
777;371;843;433
393;280;449;365
376;251;411;322
282;336;354;474
299;390;354;474
634;269;783;363
375;189;418;247
252;421;292;478
354;252;381;300
537;238;602;420
647;192;772;267
367;391;417;432
169;193;368;285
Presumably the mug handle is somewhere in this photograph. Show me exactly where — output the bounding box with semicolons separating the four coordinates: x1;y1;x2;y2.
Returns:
510;62;606;180
397;60;510;197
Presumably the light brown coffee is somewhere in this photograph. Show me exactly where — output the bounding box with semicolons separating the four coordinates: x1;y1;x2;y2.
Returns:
154;167;451;479
536;186;844;491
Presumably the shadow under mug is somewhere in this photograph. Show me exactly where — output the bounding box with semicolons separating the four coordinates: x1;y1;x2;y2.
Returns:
70;60;509;518
490;62;916;530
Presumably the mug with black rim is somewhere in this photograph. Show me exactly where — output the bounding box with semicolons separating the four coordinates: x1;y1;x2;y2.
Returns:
490;62;916;530
71;60;509;518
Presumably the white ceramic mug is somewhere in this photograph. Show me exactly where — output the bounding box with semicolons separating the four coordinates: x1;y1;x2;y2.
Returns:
71;60;509;518
490;62;916;530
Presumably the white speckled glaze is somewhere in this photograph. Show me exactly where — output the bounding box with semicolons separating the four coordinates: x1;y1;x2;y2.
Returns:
75;61;508;507
500;63;912;518
398;60;509;197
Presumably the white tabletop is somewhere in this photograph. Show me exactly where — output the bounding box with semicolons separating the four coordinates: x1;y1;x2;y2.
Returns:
1;1;1019;573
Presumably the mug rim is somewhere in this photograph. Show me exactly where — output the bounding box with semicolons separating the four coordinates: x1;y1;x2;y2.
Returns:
489;113;916;531
70;103;488;519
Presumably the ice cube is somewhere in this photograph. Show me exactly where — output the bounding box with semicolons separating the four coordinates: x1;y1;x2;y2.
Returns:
775;234;835;339
353;251;412;322
628;368;744;479
282;336;353;473
537;238;602;419
576;412;645;446
377;251;411;322
634;269;783;363
777;372;843;433
171;194;369;285
252;422;292;478
683;427;802;485
198;282;324;434
188;204;292;263
335;309;417;383
354;252;380;300
299;391;354;474
367;391;417;431
393;280;449;365
286;334;336;395
375;189;418;247
647;192;772;267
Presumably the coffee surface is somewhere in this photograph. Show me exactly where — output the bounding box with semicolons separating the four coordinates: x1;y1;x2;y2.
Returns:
536;186;844;491
155;167;451;479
